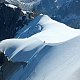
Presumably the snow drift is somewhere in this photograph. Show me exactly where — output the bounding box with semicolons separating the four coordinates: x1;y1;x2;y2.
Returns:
0;14;80;80
16;14;80;45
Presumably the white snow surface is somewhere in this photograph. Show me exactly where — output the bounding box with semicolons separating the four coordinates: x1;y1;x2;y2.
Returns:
26;36;80;80
16;14;80;45
0;14;80;80
0;37;45;62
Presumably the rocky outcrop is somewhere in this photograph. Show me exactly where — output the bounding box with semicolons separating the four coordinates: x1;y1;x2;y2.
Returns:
0;61;27;80
0;3;28;41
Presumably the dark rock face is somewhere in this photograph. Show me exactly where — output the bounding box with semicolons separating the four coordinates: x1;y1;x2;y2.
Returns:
0;3;27;41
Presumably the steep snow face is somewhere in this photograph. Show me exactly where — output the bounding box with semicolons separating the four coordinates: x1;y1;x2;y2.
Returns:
0;14;80;61
26;36;80;80
16;14;80;45
0;37;45;62
0;14;80;80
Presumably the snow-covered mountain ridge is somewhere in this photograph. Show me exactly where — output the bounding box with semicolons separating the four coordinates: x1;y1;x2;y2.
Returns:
16;14;80;44
0;14;80;80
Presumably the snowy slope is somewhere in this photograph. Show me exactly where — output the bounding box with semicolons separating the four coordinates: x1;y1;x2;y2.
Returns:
0;14;80;80
26;36;80;80
7;36;80;80
0;37;45;62
16;14;80;45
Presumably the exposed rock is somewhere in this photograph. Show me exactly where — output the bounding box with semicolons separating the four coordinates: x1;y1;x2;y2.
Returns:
0;3;28;41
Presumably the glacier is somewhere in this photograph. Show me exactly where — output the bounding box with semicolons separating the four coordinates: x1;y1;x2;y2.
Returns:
0;14;80;80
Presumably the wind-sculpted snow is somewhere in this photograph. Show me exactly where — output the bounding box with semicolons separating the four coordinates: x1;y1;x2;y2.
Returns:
0;15;80;80
0;37;45;62
16;14;80;44
26;36;80;80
